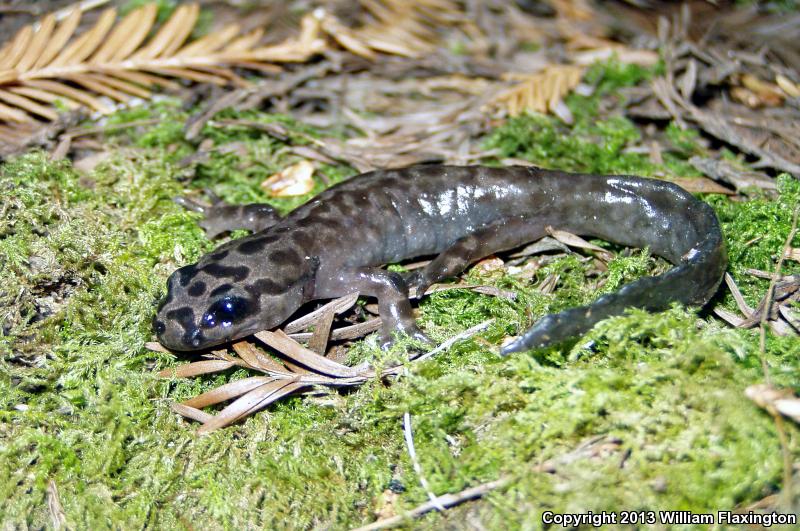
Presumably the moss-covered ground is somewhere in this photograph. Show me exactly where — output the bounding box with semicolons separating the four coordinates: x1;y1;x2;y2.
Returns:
1;62;799;528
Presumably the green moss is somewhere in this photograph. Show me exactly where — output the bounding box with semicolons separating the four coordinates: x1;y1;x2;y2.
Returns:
600;249;669;295
485;113;648;174
570;59;659;117
2;60;798;527
665;122;702;156
484;60;702;178
709;175;800;310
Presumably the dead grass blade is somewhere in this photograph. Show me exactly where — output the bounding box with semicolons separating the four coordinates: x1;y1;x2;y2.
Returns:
288;317;383;343
652;77;800;176
182;376;272;409
159;319;493;433
255;330;362;378
724;273;756;319
546;227;614;262
284;293;360;334
357;431;624;529
157;359;235;378
232;341;291;374
170;403;213;424
308;308;337;354
197;380;306;434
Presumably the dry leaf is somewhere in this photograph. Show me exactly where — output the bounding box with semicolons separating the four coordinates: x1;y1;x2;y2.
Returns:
283;293;360;334
145;341;171;353
319;14;377;60
232;341;290;374
255;330;361;378
779;304;799;330
473;256;505;273
562;30;658;69
731;88;768;109
666;176;734;195
290;317;383;343
652;77;800;175
736;74;785;107
72;150;112;173
689;156;777;193
260;160;315;197
197;379;306;434
183;376;273;409
546;226;614;261
171;403;213;423
308;308;336;355
713;307;746;327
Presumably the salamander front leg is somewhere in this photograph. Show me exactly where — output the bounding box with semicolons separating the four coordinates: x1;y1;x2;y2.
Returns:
317;267;430;349
175;192;282;238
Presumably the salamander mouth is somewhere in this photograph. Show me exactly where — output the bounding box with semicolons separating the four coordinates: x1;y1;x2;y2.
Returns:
224;325;262;345
175;324;263;351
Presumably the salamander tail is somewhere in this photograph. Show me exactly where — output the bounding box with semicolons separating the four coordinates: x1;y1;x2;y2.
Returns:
500;188;726;355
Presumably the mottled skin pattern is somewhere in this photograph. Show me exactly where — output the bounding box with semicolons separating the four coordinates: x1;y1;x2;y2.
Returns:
154;165;727;354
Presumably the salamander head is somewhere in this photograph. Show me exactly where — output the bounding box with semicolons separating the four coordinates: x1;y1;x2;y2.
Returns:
154;237;314;351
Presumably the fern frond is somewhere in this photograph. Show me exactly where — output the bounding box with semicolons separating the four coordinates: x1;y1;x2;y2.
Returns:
491;65;584;117
0;0;469;139
321;0;461;59
0;2;326;124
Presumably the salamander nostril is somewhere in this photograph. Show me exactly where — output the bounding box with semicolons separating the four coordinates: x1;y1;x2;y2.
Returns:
189;328;203;348
153;319;166;336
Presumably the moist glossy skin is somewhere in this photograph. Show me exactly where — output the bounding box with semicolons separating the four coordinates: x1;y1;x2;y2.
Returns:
154;165;727;354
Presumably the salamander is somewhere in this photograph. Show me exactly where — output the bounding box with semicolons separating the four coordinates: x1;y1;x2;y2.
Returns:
154;165;727;354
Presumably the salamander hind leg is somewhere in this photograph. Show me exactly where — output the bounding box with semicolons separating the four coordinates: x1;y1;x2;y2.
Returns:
403;236;480;295
318;267;431;349
175;193;282;238
406;218;548;295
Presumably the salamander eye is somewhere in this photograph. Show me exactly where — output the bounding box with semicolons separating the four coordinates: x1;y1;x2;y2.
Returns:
201;296;250;329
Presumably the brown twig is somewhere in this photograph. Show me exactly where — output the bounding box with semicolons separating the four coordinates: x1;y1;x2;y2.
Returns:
758;207;799;382
758;205;798;508
352;476;513;531
354;433;628;529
